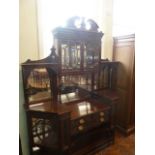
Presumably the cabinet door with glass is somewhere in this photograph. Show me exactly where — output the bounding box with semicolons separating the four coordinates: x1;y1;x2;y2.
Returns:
83;41;100;70
59;40;101;71
60;40;82;71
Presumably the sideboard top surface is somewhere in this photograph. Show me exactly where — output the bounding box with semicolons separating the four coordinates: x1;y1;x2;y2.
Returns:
28;99;110;120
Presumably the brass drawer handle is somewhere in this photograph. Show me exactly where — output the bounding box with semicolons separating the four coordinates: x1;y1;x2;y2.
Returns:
100;112;104;116
78;125;84;131
79;119;85;124
100;117;104;122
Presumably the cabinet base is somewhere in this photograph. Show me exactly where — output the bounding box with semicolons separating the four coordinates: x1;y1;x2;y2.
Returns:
116;125;135;136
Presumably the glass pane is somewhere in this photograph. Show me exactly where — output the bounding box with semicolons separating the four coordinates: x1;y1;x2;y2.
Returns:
94;72;100;90
26;67;52;103
61;44;69;69
61;42;81;70
60;74;92;92
59;74;92;103
78;74;92;91
83;42;99;69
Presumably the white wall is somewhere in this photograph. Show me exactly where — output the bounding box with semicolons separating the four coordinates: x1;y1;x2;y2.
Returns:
19;0;39;155
98;0;114;60
19;0;39;63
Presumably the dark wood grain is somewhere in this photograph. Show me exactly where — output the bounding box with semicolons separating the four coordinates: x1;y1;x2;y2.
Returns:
113;34;135;135
21;17;120;155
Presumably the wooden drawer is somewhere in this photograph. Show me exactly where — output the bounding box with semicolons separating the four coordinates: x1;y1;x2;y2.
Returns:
71;115;90;135
91;110;109;127
96;110;110;122
71;110;110;135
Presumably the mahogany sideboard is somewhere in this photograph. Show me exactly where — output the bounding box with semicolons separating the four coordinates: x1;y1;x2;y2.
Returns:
21;17;119;155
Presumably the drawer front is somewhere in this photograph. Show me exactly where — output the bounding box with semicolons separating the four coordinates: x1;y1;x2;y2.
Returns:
91;110;109;127
71;115;90;135
71;110;110;135
96;110;110;123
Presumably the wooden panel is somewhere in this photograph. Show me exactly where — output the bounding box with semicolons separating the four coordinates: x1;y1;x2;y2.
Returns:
114;40;134;89
113;34;135;135
115;88;128;128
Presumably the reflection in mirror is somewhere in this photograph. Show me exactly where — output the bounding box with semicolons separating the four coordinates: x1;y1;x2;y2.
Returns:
78;102;91;115
59;74;92;103
60;74;92;92
26;67;52;103
94;73;99;90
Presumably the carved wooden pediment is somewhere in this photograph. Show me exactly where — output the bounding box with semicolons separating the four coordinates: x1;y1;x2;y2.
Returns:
66;16;99;32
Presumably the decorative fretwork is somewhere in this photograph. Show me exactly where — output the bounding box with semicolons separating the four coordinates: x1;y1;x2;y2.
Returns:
32;118;58;148
99;60;119;89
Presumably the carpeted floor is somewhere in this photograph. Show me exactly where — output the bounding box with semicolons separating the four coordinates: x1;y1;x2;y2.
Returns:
95;131;135;155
